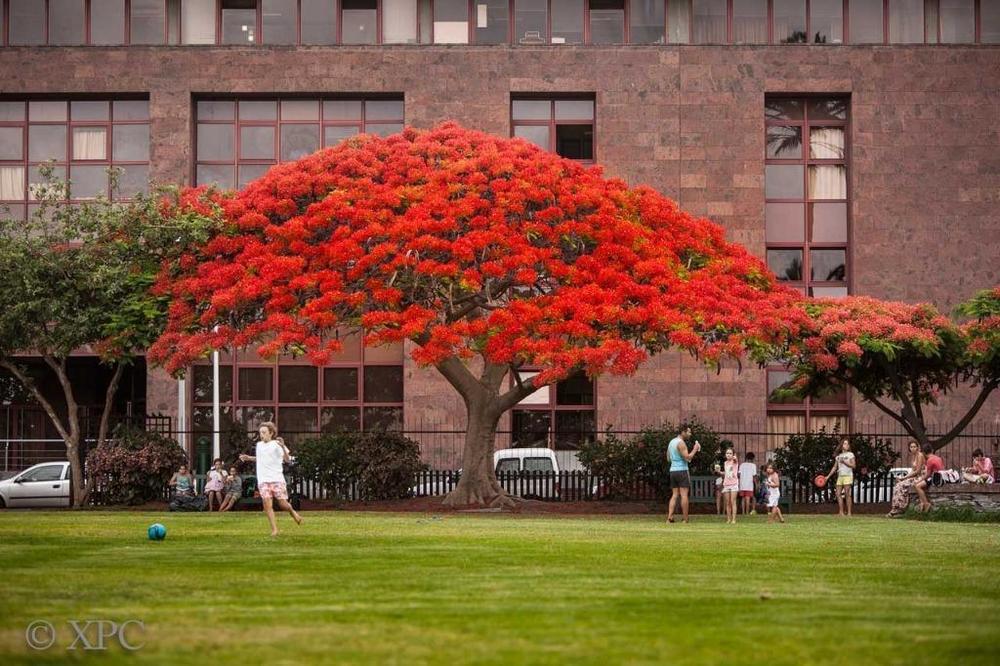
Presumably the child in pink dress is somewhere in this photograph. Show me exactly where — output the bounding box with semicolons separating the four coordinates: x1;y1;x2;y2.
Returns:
204;458;227;511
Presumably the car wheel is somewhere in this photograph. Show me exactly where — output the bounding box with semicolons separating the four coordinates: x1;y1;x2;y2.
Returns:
0;496;6;509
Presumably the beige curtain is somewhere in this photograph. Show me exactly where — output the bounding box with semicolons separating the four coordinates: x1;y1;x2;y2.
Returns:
810;128;844;159
810;414;847;434
809;165;846;199
73;128;106;160
733;0;768;43
767;413;806;451
0;166;24;199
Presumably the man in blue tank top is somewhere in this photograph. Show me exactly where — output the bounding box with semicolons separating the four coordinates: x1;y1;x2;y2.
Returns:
667;426;701;523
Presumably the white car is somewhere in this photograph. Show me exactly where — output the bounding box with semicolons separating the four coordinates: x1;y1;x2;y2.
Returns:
412;448;563;500
0;462;72;508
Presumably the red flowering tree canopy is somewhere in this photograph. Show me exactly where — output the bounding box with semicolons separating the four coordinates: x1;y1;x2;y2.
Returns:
784;288;1000;450
150;123;800;388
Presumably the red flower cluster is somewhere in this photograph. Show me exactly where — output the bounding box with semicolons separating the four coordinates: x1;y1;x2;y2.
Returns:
149;123;802;384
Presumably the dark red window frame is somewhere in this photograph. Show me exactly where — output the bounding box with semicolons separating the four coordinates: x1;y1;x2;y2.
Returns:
509;369;597;451
510;95;596;163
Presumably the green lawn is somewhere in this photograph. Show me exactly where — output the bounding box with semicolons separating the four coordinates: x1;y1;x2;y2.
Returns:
1;511;998;665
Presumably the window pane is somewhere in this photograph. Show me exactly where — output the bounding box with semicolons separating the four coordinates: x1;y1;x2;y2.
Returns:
362;366;404;403
475;0;510;44
983;1;1000;43
197;124;235;160
323;367;358;401
924;0;938;43
765;203;805;242
765;165;803;199
514;125;549;149
773;0;806;43
810;286;849;298
0;102;26;122
301;0;337;43
222;0;257;44
342;0;378;44
71;100;109;121
810;202;847;242
280;124;320;160
766;126;802;158
9;0;46;45
321;407;360;432
29;101;68;122
238;163;270;187
193;364;233;402
0;167;25;200
70;165;109;199
238;367;273;401
732;0;767;43
196;164;235;188
325;100;363;120
767;249;803;281
555;124;593;160
49;0;86;45
233;405;275;431
198;101;235;121
765;98;802;121
555;372;594;405
810;0;843;43
888;0;923;42
72;128;107;160
512;100;551;120
278;366;318;403
281;100;320;121
629;0;664;44
692;0;727;43
554;410;595;450
810;249;846;282
114;100;151;121
182;0;217;44
364;99;404;120
849;0;883;43
113;164;149;199
808;98;848;121
551;0;584;44
28;165;66;200
667;0;690;42
434;0;469;43
324;125;359;146
939;0;974;43
90;0;126;44
767;370;803;403
0;128;24;160
278;407;318;443
239;100;278;121
515;0;548;44
263;0;297;44
808;165;846;199
554;99;594;120
589;0;624;44
29;126;68;162
131;0;166;44
363;406;403;431
512;409;550;447
240;126;276;160
809;127;845;159
384;0;418;42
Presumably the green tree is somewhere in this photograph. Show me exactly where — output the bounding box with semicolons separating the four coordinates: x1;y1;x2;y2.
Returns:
0;167;215;506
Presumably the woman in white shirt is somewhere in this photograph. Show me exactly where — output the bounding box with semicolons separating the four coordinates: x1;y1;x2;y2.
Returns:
239;422;303;536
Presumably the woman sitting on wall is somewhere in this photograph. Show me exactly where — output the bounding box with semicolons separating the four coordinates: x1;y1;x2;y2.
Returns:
887;441;925;518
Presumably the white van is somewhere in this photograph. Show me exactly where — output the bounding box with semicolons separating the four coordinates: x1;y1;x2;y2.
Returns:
0;462;72;508
494;448;561;500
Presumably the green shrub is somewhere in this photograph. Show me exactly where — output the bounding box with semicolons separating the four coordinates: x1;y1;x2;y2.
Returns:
771;426;898;486
86;427;188;505
576;418;731;500
292;431;424;501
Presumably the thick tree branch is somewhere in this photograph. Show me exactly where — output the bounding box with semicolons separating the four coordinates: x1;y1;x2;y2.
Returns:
434;356;485;406
930;380;999;451
0;359;71;443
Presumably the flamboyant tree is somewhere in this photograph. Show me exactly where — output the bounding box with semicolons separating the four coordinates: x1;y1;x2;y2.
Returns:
782;288;1000;452
149;123;802;507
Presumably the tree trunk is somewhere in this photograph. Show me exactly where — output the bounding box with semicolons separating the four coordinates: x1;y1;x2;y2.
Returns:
441;403;514;509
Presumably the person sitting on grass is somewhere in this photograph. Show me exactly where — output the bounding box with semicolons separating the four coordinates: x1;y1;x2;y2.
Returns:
239;422;303;537
962;449;995;484
765;463;785;524
219;466;242;512
824;438;856;517
168;464;195;498
913;445;945;513
888;440;925;518
203;458;227;511
666;426;700;524
738;452;758;515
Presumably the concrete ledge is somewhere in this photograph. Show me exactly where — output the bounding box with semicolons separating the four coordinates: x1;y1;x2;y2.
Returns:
923;483;1000;512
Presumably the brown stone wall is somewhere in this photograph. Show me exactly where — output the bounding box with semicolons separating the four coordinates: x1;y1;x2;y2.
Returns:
4;44;998;436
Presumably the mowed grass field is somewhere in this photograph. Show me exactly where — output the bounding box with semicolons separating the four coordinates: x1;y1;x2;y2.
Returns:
1;511;998;665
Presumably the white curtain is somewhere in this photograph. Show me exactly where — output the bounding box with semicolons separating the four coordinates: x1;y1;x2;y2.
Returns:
810;128;844;159
182;0;215;44
0;166;24;199
733;0;768;43
73;128;106;160
693;0;727;43
809;165;846;199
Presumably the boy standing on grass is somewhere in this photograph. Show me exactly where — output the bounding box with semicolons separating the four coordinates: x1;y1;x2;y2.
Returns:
239;422;303;536
765;464;784;523
738;452;758;515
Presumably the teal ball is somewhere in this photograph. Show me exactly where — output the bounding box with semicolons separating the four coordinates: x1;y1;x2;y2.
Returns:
147;523;167;541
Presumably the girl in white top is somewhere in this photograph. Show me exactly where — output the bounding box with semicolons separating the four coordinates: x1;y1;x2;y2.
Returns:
765;463;785;524
239;422;303;537
721;448;739;524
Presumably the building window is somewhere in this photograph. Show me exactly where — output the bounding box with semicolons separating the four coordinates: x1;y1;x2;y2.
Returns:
630;0;665;43
939;0;975;42
512;371;596;451
511;97;594;162
809;0;844;43
590;0;626;43
692;0;727;43
732;0;767;43
0;99;150;222
984;2;1000;43
194;97;404;189
766;367;848;447
191;330;405;444
888;0;924;42
849;0;884;43
475;0;511;43
765;96;849;299
773;0;806;42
